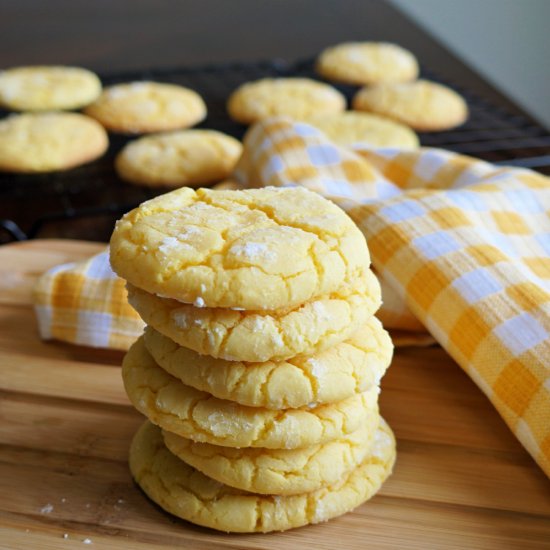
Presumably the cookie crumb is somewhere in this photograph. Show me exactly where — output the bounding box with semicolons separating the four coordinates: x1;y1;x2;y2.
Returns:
83;538;92;544
63;534;69;539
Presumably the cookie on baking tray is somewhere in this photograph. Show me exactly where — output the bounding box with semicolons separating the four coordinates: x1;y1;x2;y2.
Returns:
143;316;391;409
122;337;379;449
305;111;419;149
0;65;102;111
110;186;371;311
115;129;242;188
162;413;379;495
129;420;396;532
126;270;381;363
0;112;108;173
84;81;206;134
316;42;419;86
353;79;468;131
227;77;346;124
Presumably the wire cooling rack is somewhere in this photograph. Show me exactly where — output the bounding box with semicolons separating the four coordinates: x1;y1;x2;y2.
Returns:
1;58;549;244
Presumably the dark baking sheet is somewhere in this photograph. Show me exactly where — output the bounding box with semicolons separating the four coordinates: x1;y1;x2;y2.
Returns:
1;58;549;243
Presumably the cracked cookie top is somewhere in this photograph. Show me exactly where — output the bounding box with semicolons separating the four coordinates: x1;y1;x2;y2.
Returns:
143;316;392;409
110;186;371;310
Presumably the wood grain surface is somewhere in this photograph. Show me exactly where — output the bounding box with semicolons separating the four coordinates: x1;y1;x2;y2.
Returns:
0;239;549;550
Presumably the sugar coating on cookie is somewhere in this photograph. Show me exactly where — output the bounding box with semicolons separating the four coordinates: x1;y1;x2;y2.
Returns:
144;316;392;409
0;65;102;111
163;414;379;495
130;420;395;532
305;111;419;149
227;78;346;124
115;130;243;188
110;186;371;310
316;42;419;86
122;338;378;449
353;79;468;131
84;81;206;134
0;112;108;173
126;270;381;362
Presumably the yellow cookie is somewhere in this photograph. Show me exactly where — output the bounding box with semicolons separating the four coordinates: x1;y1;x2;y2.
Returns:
122;337;378;449
0;113;108;173
163;413;379;495
126;269;381;363
316;42;419;86
227;78;346;124
143;316;392;409
110;186;371;311
129;420;395;532
115;130;242;188
0;65;102;111
353;80;468;131
84;81;206;134
305;112;419;149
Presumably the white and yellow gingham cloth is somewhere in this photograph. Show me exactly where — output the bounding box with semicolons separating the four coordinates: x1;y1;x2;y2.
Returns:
34;251;144;350
33;116;550;476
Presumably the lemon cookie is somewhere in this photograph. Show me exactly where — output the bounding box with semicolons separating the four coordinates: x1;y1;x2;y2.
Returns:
115;130;242;188
163;414;379;495
316;42;418;86
143;316;391;409
84;81;206;134
305;112;419;149
110;186;371;311
126;269;381;362
227;78;346;124
130;420;395;532
353;80;468;131
122;338;378;449
0;112;108;173
0;65;102;111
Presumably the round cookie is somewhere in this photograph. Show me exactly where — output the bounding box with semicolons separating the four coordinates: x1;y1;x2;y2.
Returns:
84;81;206;134
115;130;242;188
122;337;378;449
163;414;379;495
129;420;396;532
110;186;371;311
305;112;419;149
352;80;468;131
143;316;392;409
316;42;419;86
126;269;381;363
0;112;108;173
227;78;346;125
0;65;102;111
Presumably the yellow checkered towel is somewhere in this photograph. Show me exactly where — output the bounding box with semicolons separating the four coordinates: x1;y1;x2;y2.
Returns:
34;251;144;351
33;116;549;476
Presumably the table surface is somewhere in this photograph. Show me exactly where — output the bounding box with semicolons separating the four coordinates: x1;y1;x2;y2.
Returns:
1;240;549;550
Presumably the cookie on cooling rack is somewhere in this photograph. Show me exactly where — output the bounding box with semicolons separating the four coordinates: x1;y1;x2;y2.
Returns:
0;112;108;173
227;77;346;124
0;65;102;111
84;81;206;134
305;111;419;148
353;79;468;131
115;129;242;188
316;42;419;86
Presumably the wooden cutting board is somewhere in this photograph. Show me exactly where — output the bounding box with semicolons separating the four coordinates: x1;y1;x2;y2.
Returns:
0;239;548;550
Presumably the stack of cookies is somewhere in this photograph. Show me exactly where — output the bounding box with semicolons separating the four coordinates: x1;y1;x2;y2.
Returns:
110;185;396;533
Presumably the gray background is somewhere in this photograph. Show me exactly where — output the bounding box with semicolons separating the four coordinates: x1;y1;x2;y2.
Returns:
392;0;550;129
